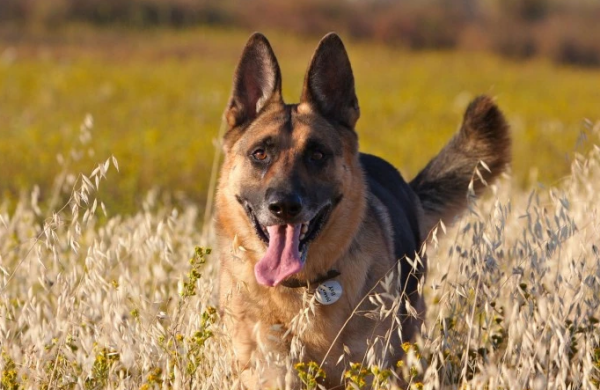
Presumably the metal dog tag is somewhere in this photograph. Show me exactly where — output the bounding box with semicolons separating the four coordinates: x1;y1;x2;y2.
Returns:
315;280;342;305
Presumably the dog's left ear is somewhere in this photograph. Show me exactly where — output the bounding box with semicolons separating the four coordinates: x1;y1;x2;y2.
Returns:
300;33;359;128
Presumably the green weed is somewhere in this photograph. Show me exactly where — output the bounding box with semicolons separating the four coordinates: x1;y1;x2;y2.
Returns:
1;351;20;390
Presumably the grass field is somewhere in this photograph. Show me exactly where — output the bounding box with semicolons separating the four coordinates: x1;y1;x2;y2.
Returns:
1;26;600;388
1;26;600;214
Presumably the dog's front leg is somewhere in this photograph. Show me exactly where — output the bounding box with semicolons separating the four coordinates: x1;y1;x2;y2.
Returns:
221;287;296;388
233;318;301;389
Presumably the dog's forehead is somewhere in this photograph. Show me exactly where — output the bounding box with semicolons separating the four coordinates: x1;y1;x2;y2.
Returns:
239;104;342;149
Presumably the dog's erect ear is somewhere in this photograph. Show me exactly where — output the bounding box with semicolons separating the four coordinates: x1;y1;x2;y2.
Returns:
300;33;359;128
225;33;283;129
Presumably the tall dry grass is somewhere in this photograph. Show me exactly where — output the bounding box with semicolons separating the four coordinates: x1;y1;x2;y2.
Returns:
421;119;600;389
1;116;599;388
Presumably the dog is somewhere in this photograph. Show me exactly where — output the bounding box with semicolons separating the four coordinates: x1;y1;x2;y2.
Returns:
216;32;510;389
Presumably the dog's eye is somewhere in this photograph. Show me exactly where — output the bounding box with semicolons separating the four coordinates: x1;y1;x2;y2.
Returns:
311;151;324;161
252;148;268;161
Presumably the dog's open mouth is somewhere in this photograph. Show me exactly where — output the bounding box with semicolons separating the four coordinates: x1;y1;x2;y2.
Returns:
251;204;332;253
246;204;332;287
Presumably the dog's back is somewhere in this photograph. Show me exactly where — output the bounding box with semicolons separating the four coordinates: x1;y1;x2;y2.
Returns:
364;96;511;243
367;95;511;244
359;96;510;347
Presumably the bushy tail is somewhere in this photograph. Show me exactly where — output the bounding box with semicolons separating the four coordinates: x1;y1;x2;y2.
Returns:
410;96;511;234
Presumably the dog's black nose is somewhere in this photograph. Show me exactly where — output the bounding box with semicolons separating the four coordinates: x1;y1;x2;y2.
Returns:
268;193;302;220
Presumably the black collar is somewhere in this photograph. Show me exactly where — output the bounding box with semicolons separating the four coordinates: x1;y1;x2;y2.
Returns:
280;269;341;289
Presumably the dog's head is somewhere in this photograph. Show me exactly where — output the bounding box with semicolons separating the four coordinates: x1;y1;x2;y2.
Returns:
218;33;365;287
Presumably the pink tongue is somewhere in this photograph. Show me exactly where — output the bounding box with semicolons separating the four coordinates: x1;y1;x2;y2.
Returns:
254;224;303;287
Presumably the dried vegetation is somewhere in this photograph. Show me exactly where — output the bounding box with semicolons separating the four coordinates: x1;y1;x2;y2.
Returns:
1;116;599;388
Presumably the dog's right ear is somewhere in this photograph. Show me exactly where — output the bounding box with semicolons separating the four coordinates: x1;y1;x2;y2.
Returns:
224;33;283;132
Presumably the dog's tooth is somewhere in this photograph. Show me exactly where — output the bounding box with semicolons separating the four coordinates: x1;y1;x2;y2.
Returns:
300;233;306;240
301;224;308;234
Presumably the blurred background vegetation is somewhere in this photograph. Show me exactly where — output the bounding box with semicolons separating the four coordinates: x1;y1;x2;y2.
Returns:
1;0;599;215
4;0;600;67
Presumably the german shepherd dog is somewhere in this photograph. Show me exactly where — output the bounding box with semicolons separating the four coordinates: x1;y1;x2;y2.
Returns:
216;33;510;389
